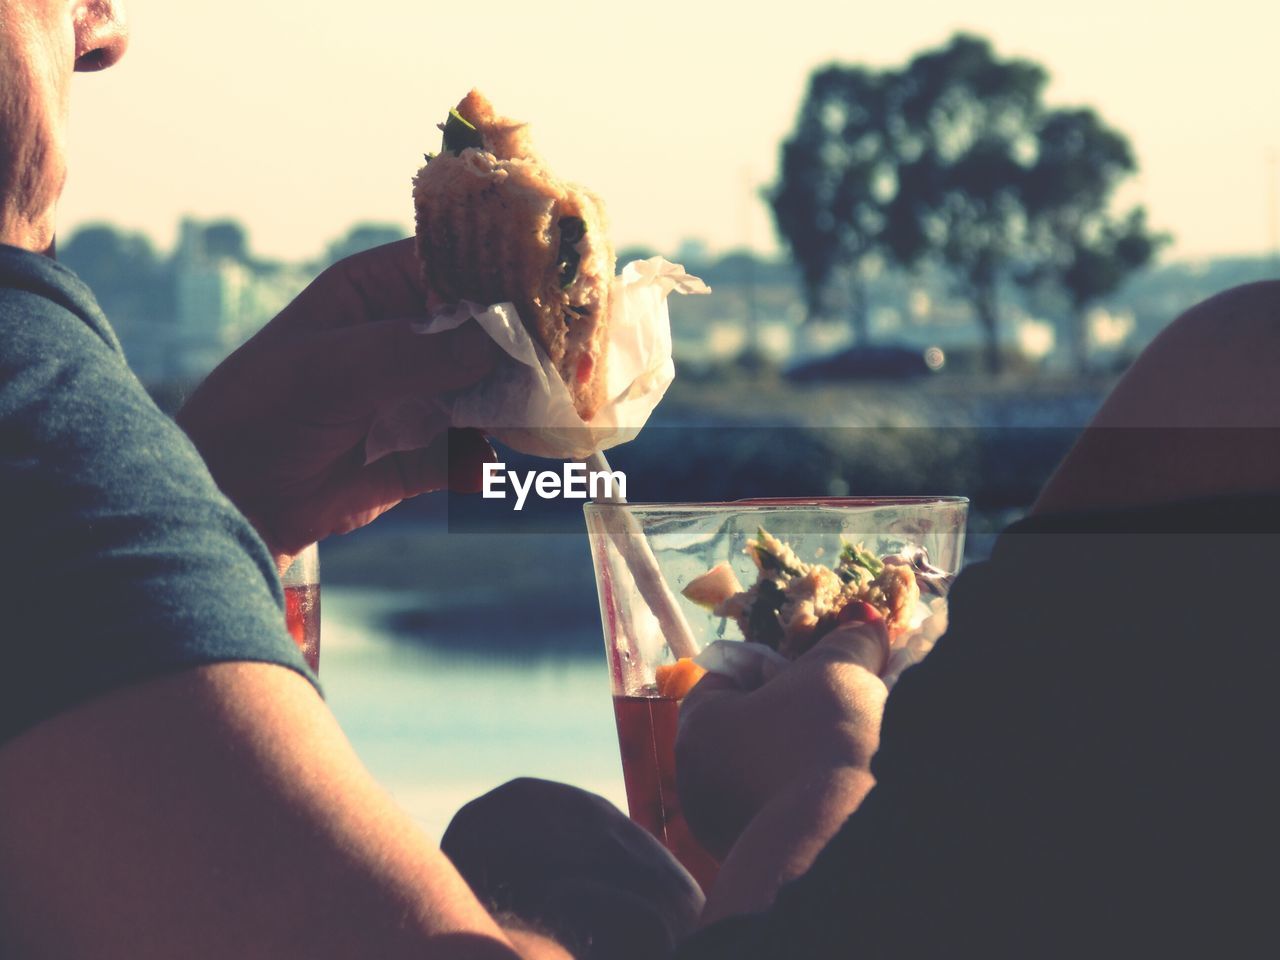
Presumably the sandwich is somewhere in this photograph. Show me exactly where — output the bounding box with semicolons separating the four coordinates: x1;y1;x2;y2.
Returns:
682;530;938;660
412;90;615;422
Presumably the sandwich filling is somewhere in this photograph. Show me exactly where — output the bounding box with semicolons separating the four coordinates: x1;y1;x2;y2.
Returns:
682;529;953;661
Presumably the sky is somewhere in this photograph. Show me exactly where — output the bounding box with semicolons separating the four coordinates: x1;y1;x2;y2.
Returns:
58;0;1280;264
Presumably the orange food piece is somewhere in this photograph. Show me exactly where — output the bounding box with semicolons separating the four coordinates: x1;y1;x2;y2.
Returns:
655;657;708;701
681;562;744;609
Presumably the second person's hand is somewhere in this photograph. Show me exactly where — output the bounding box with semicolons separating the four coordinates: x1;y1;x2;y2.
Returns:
676;621;889;860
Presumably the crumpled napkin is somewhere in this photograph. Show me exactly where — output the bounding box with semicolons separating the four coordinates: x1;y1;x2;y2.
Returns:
694;640;792;688
365;257;709;462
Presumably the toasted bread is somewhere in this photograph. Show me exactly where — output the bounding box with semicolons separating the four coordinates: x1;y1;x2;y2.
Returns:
413;91;615;421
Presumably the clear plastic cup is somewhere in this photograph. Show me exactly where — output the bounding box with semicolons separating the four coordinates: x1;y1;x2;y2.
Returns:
584;497;968;890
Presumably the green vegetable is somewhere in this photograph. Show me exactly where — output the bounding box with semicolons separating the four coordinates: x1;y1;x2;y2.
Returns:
750;527;804;578
836;564;865;586
838;541;883;578
564;302;591;328
745;580;786;650
441;108;484;155
557;217;585;289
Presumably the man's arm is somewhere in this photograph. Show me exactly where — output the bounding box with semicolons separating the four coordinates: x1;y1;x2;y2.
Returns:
1034;280;1280;515
0;662;525;959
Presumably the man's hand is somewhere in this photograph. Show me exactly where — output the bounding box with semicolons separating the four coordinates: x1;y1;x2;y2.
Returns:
177;239;496;565
676;623;889;920
677;622;889;859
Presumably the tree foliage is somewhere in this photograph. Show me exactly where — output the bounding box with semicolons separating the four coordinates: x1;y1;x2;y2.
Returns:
1020;109;1169;368
769;65;891;338
770;34;1166;372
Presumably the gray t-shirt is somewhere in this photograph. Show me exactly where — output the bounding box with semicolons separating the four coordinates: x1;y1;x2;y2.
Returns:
0;243;316;743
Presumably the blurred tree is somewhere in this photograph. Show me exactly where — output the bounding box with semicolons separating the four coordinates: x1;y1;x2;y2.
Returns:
675;237;713;268
881;34;1049;374
617;245;661;265
770;124;839;320
323;223;406;267
768;65;890;339
60;224;173;328
1020;109;1168;372
776;34;1163;374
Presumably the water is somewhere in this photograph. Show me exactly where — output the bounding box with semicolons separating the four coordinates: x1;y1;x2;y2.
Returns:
319;586;627;841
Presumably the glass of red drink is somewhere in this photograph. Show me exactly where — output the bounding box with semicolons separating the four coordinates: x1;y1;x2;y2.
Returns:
281;542;321;673
585;498;968;893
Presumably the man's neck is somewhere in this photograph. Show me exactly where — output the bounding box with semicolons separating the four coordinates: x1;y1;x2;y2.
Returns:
0;209;56;257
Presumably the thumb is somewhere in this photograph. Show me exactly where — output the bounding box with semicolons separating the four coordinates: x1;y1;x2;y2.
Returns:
677;668;742;726
805;620;891;677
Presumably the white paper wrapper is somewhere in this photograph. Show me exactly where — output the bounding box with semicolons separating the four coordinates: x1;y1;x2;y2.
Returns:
692;596;950;693
365;257;709;462
694;640;792;689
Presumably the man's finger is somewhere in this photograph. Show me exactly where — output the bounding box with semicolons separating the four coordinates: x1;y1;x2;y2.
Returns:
391;322;497;399
312;238;428;330
254;239;427;344
382;428;496;500
688;670;741;696
294;428;493;548
678;669;742;726
299;319;496;419
806;621;891;676
441;428;497;495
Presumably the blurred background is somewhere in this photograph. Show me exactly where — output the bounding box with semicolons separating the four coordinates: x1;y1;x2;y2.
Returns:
57;1;1280;836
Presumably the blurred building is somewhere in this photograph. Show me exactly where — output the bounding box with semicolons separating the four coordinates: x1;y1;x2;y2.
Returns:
662;245;1280;377
69;219;1280;390
123;219;311;385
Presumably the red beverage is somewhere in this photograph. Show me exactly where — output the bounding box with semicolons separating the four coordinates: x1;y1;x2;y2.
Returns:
613;694;720;891
284;583;321;673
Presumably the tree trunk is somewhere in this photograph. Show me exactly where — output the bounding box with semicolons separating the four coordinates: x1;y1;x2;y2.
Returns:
975;280;1001;375
848;273;869;344
803;276;826;323
1071;307;1090;376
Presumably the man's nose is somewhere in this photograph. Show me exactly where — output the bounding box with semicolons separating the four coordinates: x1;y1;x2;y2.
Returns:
74;0;130;72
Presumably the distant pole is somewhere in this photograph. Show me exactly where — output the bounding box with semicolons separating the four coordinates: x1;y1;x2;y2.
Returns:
740;166;760;341
1269;150;1280;273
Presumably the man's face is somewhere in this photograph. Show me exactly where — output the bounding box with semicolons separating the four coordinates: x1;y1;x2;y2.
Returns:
0;0;128;255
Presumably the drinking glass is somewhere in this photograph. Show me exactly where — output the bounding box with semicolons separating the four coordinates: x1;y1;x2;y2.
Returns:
281;542;321;673
584;497;968;891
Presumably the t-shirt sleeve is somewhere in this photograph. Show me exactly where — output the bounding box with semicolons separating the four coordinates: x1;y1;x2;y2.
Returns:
0;284;317;744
